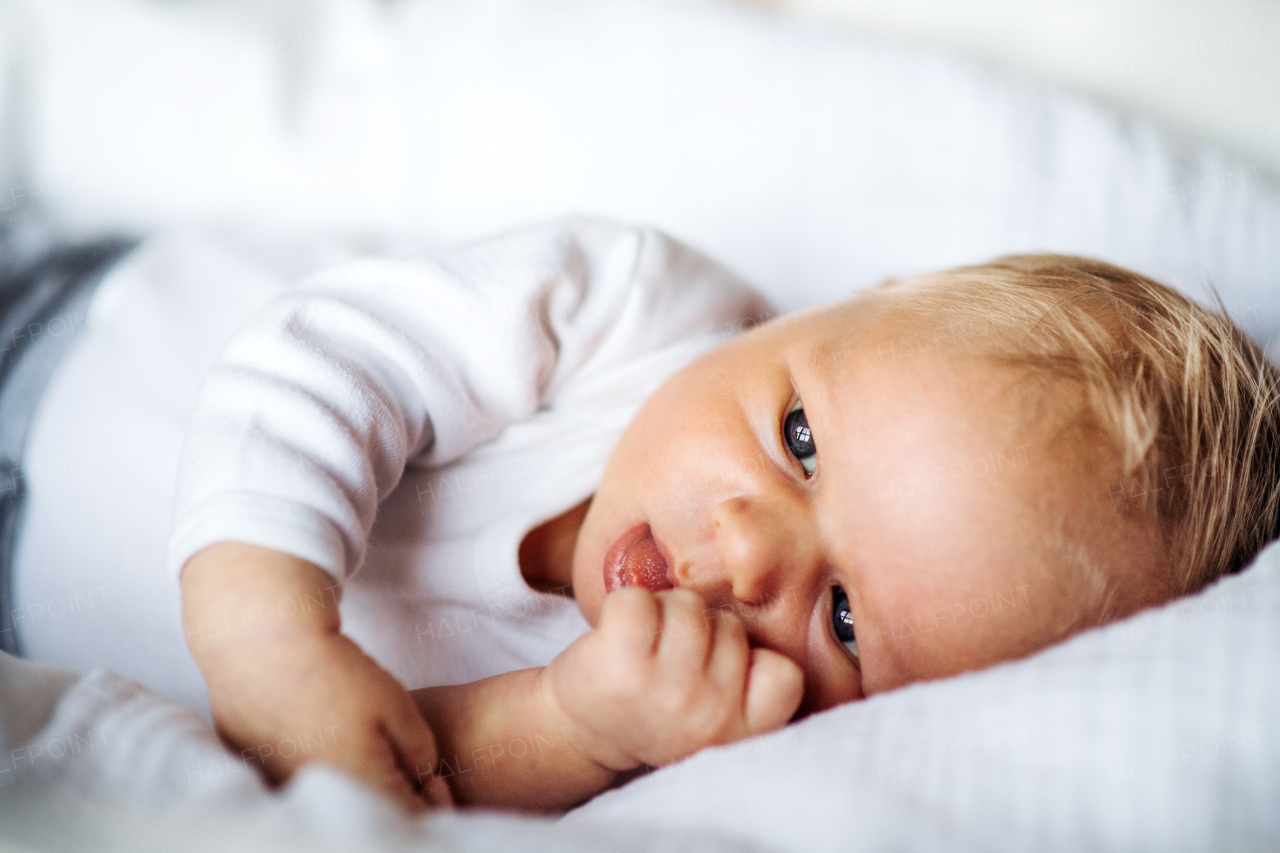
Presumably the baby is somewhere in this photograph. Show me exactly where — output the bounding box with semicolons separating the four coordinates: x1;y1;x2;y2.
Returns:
175;220;1280;812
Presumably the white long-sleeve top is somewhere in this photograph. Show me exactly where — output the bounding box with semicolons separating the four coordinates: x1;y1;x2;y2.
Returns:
163;217;773;687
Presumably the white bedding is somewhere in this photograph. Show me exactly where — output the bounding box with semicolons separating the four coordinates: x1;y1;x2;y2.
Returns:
2;0;1279;850
4;544;1277;851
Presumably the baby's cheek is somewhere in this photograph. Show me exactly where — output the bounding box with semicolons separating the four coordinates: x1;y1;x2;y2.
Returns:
797;654;864;714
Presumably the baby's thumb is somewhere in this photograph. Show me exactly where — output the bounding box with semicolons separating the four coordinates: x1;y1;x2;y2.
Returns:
742;648;804;736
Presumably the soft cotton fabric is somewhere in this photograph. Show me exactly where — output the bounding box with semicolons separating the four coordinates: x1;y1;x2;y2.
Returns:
4;539;1277;853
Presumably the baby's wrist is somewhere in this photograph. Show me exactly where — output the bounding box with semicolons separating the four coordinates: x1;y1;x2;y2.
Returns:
536;666;639;775
191;618;338;680
181;542;343;660
185;599;338;662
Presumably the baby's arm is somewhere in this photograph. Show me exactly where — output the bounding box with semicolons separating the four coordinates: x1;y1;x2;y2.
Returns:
182;542;452;810
171;222;774;810
412;588;803;810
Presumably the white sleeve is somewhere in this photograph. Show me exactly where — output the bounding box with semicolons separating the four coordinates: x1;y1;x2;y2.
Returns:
166;217;772;584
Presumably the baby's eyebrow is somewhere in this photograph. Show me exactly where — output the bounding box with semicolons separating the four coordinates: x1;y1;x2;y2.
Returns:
806;336;847;381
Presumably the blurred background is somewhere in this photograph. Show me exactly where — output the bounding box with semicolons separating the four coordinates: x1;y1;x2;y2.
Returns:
742;0;1280;175
1;0;1277;312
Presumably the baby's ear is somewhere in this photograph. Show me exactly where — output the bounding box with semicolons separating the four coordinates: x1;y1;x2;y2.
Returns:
742;649;803;736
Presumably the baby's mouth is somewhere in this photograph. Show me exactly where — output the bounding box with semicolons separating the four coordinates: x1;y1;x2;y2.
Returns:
603;524;673;593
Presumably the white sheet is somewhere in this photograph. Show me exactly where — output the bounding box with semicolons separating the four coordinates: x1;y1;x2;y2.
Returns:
4;542;1277;851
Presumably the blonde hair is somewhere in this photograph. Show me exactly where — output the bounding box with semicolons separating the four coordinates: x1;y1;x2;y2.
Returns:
880;254;1280;595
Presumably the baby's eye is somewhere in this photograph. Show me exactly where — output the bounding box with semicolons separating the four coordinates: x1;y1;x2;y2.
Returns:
831;586;858;660
784;400;817;476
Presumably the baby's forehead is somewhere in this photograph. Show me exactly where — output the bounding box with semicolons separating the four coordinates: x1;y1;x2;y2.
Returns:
791;295;1099;481
776;290;976;379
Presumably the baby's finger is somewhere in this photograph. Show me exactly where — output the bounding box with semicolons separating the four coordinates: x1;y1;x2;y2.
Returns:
705;607;751;693
333;725;435;814
741;648;804;737
599;586;662;656
381;697;453;808
653;589;714;670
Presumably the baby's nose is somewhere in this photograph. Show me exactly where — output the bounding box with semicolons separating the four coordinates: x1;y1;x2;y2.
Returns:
708;495;802;605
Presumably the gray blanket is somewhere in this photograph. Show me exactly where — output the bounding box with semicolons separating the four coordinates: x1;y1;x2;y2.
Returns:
0;229;135;654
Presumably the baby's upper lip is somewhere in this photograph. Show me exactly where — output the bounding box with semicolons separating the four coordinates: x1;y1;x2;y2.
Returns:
652;531;678;589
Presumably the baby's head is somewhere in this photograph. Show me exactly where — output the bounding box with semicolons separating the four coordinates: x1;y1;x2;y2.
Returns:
570;255;1280;714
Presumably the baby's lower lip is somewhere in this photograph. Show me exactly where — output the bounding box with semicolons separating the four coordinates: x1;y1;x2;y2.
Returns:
603;524;673;594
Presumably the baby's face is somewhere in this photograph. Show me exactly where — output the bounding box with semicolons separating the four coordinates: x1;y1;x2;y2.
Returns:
571;292;1160;715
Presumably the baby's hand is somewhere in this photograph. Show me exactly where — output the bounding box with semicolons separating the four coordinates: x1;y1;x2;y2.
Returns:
542;587;804;771
184;543;451;811
202;630;453;811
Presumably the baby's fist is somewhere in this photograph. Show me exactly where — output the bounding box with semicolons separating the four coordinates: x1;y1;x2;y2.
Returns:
544;587;803;772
